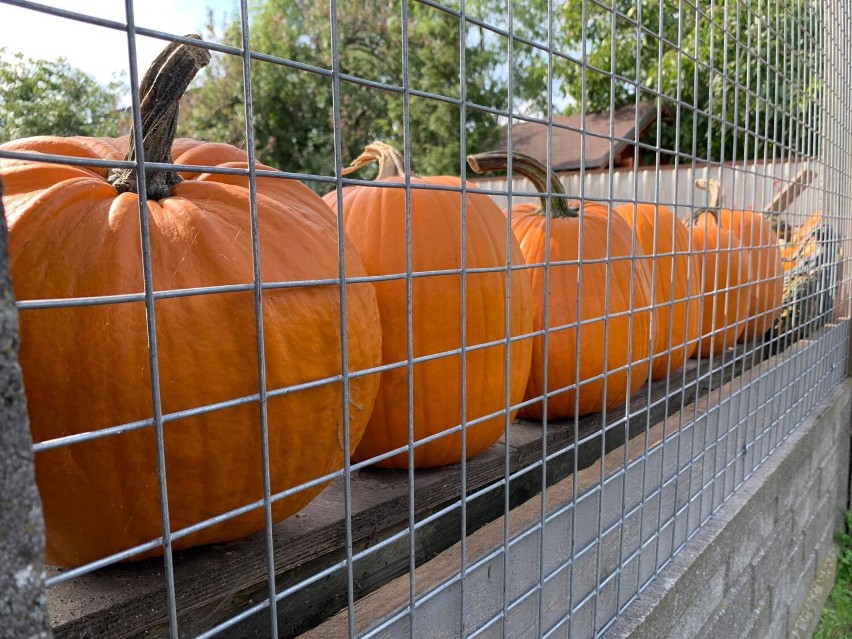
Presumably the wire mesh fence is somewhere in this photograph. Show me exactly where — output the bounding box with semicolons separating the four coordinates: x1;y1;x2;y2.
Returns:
0;0;850;637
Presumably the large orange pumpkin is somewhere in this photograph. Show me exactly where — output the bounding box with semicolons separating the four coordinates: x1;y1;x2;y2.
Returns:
0;37;382;567
468;152;653;419
689;213;752;356
613;203;701;379
715;208;783;339
324;142;533;469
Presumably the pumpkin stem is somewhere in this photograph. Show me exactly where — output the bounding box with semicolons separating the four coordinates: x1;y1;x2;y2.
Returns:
108;35;211;200
692;177;725;223
342;141;413;180
466;151;577;218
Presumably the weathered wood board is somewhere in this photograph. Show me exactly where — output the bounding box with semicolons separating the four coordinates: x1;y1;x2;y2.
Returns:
45;326;819;638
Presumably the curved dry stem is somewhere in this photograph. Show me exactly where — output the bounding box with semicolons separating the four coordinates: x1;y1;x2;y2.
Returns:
108;35;211;200
466;150;576;218
341;141;410;179
694;177;724;208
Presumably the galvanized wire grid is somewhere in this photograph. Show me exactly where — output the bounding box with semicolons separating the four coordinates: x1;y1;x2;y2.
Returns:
1;0;850;637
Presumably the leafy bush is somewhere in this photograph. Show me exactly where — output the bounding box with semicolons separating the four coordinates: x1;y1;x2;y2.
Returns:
814;511;852;639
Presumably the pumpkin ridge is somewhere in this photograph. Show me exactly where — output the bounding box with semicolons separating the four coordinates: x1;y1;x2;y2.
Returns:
3;36;382;566
333;143;531;468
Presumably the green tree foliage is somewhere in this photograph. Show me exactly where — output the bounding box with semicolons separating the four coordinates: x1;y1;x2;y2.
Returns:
0;50;126;142
554;0;822;162
179;0;511;184
179;0;821;179
813;511;852;638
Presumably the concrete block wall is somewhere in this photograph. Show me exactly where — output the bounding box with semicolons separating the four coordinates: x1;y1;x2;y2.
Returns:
603;377;851;639
307;331;851;639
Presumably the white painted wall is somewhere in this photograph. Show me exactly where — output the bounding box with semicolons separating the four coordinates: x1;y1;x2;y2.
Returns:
470;159;822;229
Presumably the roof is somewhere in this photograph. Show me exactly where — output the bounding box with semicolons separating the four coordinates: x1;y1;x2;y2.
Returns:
493;102;660;172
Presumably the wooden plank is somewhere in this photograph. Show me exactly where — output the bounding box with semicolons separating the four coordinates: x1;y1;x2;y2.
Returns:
46;327;820;638
762;165;815;215
298;344;828;638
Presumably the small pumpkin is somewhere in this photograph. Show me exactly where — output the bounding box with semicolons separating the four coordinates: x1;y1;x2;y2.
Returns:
613;202;701;379
689;212;752;356
715;208;783;339
467;151;653;419
0;37;382;567
324;142;533;469
694;179;782;339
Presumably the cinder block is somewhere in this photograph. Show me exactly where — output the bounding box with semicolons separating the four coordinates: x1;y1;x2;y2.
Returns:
778;451;812;514
601;475;626;531
790;551;839;639
726;488;779;581
671;509;689;552
543;507;573;578
655;522;674;573
791;472;825;530
698;565;755;639
625;461;645;513
599;525;623;581
813;415;841;465
685;498;702;540
618;556;641;609
659;565;726;639
699;488;714;524
818;453;842;500
595;576;620;633
460;551;503;635
573;545;599;603
637;539;658;589
674;468;692;514
689;415;708;460
805;498;839;568
503;586;541;639
569;595;596;639
620;528;729;639
752;516;794;607
575;490;602;552
787;552;819;630
661;437;680;485
770;559;796;625
723;463;736;501
506;527;545;602
677;429;694;472
746;592;773;639
643;448;663;499
640;493;661;545
597;382;852;639
539;563;572;637
409;579;461;638
711;475;726;512
686;459;704;503
659;482;677;532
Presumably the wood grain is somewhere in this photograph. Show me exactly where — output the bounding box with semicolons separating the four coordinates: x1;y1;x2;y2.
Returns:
46;329;809;638
298;347;804;638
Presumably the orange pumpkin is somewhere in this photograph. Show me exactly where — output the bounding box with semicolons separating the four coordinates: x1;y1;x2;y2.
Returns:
689;213;752;356
324;142;533;469
715;209;783;339
0;37;382;567
468;152;653;419
614;203;701;379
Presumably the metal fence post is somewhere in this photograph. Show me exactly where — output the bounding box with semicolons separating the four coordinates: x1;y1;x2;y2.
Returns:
0;177;52;639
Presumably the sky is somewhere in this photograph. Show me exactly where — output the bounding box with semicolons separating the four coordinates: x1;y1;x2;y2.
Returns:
0;0;240;86
0;0;570;117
